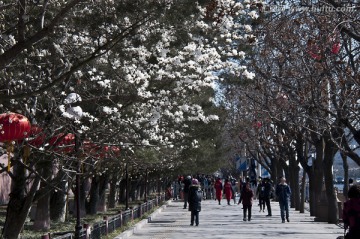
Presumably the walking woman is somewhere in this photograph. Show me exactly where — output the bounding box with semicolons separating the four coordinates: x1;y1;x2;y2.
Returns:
238;182;254;221
223;178;233;205
214;177;223;205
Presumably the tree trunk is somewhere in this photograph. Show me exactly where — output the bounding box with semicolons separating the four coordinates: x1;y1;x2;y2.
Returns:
308;171;315;216
323;136;339;223
300;170;306;213
270;157;279;184
108;179;117;209
33;161;53;231
97;174;108;212
130;180;138;202
2;161;41;239
312;140;325;218
50;170;69;222
88;176;99;215
118;178;127;204
288;161;300;210
139;178;145;200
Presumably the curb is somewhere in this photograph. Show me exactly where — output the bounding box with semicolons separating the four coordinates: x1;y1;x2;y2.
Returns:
114;200;172;239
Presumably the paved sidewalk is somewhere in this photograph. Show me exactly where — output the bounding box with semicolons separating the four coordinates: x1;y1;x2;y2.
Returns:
115;198;344;239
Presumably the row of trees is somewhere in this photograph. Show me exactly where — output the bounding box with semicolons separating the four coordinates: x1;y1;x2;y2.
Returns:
220;0;359;223
0;0;260;237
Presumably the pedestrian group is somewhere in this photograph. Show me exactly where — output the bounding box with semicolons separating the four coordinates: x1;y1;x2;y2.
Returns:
170;174;292;226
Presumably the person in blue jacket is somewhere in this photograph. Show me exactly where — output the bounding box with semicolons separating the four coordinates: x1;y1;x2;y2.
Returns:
275;176;291;223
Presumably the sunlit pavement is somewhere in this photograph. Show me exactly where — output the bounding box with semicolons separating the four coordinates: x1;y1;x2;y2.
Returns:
115;197;343;239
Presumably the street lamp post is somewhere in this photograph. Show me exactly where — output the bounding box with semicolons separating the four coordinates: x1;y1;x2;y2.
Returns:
63;93;83;238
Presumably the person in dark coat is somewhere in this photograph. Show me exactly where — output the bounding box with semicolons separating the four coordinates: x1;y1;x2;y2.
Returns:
257;179;266;212
183;175;192;209
275;176;291;223
238;182;254;221
188;179;202;226
343;184;360;239
263;178;273;217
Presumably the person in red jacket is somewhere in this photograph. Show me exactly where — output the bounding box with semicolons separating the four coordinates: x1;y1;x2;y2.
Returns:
223;178;233;205
214;177;223;205
343;184;360;239
238;182;254;221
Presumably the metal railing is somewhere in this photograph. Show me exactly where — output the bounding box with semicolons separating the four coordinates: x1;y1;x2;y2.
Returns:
47;195;165;239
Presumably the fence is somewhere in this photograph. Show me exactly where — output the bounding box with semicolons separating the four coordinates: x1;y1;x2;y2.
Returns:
45;195;165;239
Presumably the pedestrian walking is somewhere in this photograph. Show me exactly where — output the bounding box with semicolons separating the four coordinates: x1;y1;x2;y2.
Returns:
172;180;179;200
257;179;266;212
238;182;254;221
230;176;237;204
275;176;291;223
342;184;360;239
263;178;273;217
223;178;233;205
188;179;202;226
183;175;192;209
214;177;223;205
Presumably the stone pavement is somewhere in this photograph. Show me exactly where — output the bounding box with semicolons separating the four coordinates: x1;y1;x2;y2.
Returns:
115;197;344;239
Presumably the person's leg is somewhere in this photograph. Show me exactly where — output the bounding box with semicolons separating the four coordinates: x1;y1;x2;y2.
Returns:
190;211;194;225
285;200;290;222
184;192;188;209
243;206;247;221
266;198;272;216
279;201;285;222
195;211;199;226
248;205;252;221
262;199;266;212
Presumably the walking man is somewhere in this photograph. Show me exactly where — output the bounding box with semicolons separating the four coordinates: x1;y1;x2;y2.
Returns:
264;178;273;217
275;176;291;223
183;175;192;209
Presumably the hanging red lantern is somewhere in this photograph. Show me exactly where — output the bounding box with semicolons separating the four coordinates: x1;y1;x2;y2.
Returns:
331;42;341;54
0;112;31;171
83;140;101;158
49;133;75;153
83;142;121;159
253;120;262;129
109;146;121;157
28;125;45;147
0;112;31;142
306;39;322;61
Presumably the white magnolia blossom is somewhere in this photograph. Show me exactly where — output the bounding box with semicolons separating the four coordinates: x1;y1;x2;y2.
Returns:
1;0;259;161
64;93;82;104
243;69;256;79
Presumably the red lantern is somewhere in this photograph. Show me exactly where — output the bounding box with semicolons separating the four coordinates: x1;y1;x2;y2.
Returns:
331;42;340;54
307;39;322;61
0;112;31;171
28;125;45;147
83;142;121;159
253;121;262;129
0;113;31;142
109;146;121;157
83;141;102;158
49;133;75;153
